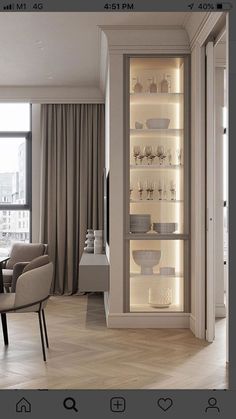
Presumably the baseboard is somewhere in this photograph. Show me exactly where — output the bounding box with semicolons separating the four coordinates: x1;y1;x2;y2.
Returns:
107;312;190;328
215;303;226;318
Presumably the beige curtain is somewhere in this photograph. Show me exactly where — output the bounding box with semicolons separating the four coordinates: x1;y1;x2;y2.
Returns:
40;104;105;294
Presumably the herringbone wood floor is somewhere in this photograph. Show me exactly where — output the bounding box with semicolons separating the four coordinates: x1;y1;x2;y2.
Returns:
0;294;228;389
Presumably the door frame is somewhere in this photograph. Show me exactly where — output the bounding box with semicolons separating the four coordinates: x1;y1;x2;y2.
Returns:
205;40;216;342
190;12;227;340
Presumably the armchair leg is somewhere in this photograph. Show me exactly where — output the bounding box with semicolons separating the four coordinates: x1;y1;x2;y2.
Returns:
1;313;9;345
42;309;49;348
38;310;46;362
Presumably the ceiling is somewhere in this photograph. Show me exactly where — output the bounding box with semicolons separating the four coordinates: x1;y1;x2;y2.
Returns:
0;12;189;87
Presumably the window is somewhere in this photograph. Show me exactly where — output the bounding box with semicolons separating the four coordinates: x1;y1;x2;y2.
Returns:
0;103;31;255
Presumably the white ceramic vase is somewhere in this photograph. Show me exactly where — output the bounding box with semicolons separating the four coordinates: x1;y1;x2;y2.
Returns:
94;230;103;254
84;229;95;253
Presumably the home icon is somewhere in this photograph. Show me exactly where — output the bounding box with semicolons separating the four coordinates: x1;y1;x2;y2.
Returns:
16;398;31;413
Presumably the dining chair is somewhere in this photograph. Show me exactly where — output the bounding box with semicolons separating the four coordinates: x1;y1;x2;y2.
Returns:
2;242;48;293
0;257;53;362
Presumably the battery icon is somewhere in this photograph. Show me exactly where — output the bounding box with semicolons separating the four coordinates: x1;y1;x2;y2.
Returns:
216;2;233;9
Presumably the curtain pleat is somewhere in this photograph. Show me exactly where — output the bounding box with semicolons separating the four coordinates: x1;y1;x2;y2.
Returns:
40;104;105;295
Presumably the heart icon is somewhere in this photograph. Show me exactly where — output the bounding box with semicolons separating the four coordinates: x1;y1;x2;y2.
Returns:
157;398;173;412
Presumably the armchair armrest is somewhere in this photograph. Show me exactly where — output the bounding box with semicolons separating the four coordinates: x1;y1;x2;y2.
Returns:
11;262;29;292
1;257;10;268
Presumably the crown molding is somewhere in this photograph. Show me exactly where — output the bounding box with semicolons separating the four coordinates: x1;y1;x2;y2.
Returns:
190;12;224;50
182;11;192;30
0;86;105;104
99;24;184;31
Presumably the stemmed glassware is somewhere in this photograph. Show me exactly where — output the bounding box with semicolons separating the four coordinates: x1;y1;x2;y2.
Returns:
170;180;176;201
157;180;163;200
144;145;152;165
133;145;141;165
149;181;155;200
160;148;167;166
163;182;167;200
167;149;172;166
176;147;183;166
145;180;155;200
138;181;144;200
156;145;166;165
138;147;145;165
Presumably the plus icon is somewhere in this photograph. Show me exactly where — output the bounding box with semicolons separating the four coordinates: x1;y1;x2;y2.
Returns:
110;397;126;413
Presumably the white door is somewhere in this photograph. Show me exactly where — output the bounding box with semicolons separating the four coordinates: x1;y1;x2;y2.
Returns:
206;41;216;342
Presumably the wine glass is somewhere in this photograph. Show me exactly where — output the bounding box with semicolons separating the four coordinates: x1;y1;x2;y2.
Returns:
138;147;145;165
157;180;163;200
149;180;155;200
133;145;141;165
145;145;152;165
160;148;167;166
149;149;156;165
176;148;183;166
167;149;172;166
170;181;176;201
156;145;164;165
138;181;144;200
163;182;167;200
145;180;150;200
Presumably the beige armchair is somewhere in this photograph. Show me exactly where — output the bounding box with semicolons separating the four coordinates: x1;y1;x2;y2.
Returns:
2;243;48;293
0;255;53;361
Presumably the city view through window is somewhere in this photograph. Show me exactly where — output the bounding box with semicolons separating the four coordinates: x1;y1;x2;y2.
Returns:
0;104;31;255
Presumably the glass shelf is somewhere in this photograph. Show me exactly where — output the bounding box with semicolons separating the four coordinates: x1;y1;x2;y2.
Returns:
130;129;183;137
130;272;183;278
130;304;183;313
126;234;188;240
130;164;183;170
130;92;183;105
130;199;183;203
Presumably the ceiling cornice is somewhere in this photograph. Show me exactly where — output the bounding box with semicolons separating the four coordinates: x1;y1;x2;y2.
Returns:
190;12;224;49
99;24;184;31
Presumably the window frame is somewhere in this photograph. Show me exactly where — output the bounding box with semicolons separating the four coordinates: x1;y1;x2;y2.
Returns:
0;105;32;241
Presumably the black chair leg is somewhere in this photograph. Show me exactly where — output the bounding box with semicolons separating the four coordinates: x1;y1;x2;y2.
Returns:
42;309;49;348
38;310;46;362
1;313;9;345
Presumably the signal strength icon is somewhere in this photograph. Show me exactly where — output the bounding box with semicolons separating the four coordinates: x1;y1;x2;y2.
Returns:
3;3;15;10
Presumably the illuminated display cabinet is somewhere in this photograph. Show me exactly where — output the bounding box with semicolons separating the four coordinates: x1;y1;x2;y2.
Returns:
124;56;190;313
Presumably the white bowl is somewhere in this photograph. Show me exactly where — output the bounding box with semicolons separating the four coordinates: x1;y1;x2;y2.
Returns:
153;222;177;234
130;226;151;233
160;266;175;276
130;214;151;233
146;118;170;129
133;250;161;275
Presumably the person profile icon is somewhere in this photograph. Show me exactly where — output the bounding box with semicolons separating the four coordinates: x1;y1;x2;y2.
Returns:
205;397;220;413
